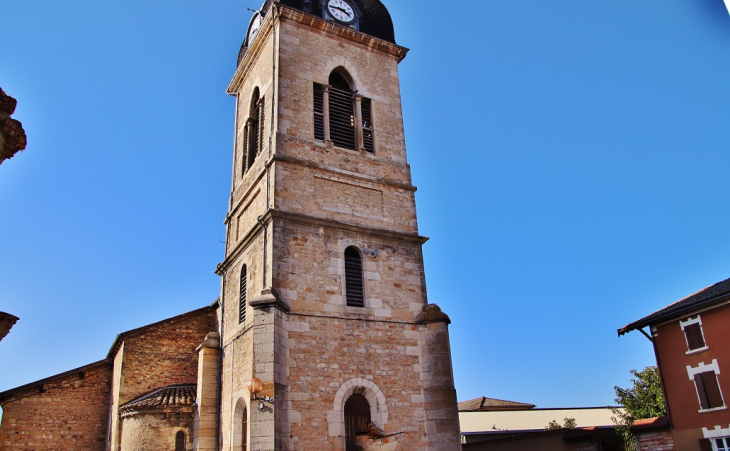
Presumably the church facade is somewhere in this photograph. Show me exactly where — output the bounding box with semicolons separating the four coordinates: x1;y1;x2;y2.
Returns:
0;1;461;450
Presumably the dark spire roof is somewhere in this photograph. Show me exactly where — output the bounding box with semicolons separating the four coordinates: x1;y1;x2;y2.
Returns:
238;0;396;64
275;0;394;42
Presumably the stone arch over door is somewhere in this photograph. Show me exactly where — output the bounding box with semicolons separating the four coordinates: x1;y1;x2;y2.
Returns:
327;378;388;440
232;398;248;451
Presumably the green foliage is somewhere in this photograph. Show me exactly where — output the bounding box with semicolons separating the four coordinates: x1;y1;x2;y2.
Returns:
544;417;577;431
612;366;667;451
614;366;667;420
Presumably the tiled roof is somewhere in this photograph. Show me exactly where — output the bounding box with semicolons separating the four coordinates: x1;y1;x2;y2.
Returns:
631;416;670;431
458;396;536;411
459;407;621;435
618;276;730;336
120;385;196;414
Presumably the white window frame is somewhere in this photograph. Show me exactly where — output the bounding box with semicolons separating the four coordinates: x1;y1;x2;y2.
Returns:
687;360;726;413
703;425;730;451
680;315;709;354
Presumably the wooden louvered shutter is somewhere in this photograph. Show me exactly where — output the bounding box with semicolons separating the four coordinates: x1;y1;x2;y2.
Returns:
345;394;371;451
685;323;705;350
329;86;356;150
361;97;374;153
704;372;724;408
258;96;265;156
240;266;247;324
695;371;724;409
345;247;364;307
313;83;325;140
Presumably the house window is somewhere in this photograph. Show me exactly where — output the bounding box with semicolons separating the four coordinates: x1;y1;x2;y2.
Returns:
313;69;375;153
688;360;725;411
680;316;707;353
240;265;247;324
345;394;371;451
344;246;364;307
175;431;185;451
715;438;730;451
243;89;265;174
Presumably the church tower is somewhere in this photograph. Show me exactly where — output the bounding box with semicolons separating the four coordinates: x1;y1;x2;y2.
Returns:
215;1;461;449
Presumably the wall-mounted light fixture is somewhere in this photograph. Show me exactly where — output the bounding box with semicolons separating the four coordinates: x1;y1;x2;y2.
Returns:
363;248;378;257
247;377;274;411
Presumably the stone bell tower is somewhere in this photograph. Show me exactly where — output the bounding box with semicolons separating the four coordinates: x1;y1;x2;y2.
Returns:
215;0;461;449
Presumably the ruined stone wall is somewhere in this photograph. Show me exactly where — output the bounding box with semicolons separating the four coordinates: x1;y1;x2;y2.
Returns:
0;362;112;451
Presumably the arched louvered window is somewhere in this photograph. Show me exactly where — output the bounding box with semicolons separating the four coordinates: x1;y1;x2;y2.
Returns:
239;265;247;324
345;394;371;451
243;88;265;174
175;431;185;451
313;69;374;153
345;247;364;307
328;71;356;150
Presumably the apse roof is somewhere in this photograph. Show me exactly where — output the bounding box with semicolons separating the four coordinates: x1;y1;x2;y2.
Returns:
119;384;197;414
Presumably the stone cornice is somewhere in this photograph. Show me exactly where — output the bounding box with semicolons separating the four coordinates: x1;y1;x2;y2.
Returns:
227;3;409;95
278;6;408;62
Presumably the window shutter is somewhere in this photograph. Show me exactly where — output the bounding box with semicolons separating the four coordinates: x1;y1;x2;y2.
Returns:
685;323;706;350
255;97;265;156
704;372;724;408
240;267;247;324
345;247;364;307
329;86;356;150
313;83;325;140
361;97;374;153
241;125;249;174
695;373;710;409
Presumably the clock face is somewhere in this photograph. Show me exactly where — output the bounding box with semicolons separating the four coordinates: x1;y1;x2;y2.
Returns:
326;0;356;24
247;13;263;45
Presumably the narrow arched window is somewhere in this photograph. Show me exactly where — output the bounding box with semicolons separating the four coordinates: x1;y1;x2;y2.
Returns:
328;71;356;150
175;431;185;451
239;265;247;324
243;89;265;173
345;394;371;451
345;247;364;307
313;69;374;153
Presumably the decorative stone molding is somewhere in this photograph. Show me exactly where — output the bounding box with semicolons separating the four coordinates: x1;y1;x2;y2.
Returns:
703;424;730;439
415;304;451;325
250;287;290;313
327;378;388;438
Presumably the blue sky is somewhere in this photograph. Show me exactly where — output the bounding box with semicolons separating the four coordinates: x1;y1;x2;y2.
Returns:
2;0;730;415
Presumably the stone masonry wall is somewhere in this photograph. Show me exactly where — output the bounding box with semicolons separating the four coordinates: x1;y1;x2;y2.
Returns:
0;362;112;451
116;308;217;406
120;412;193;451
